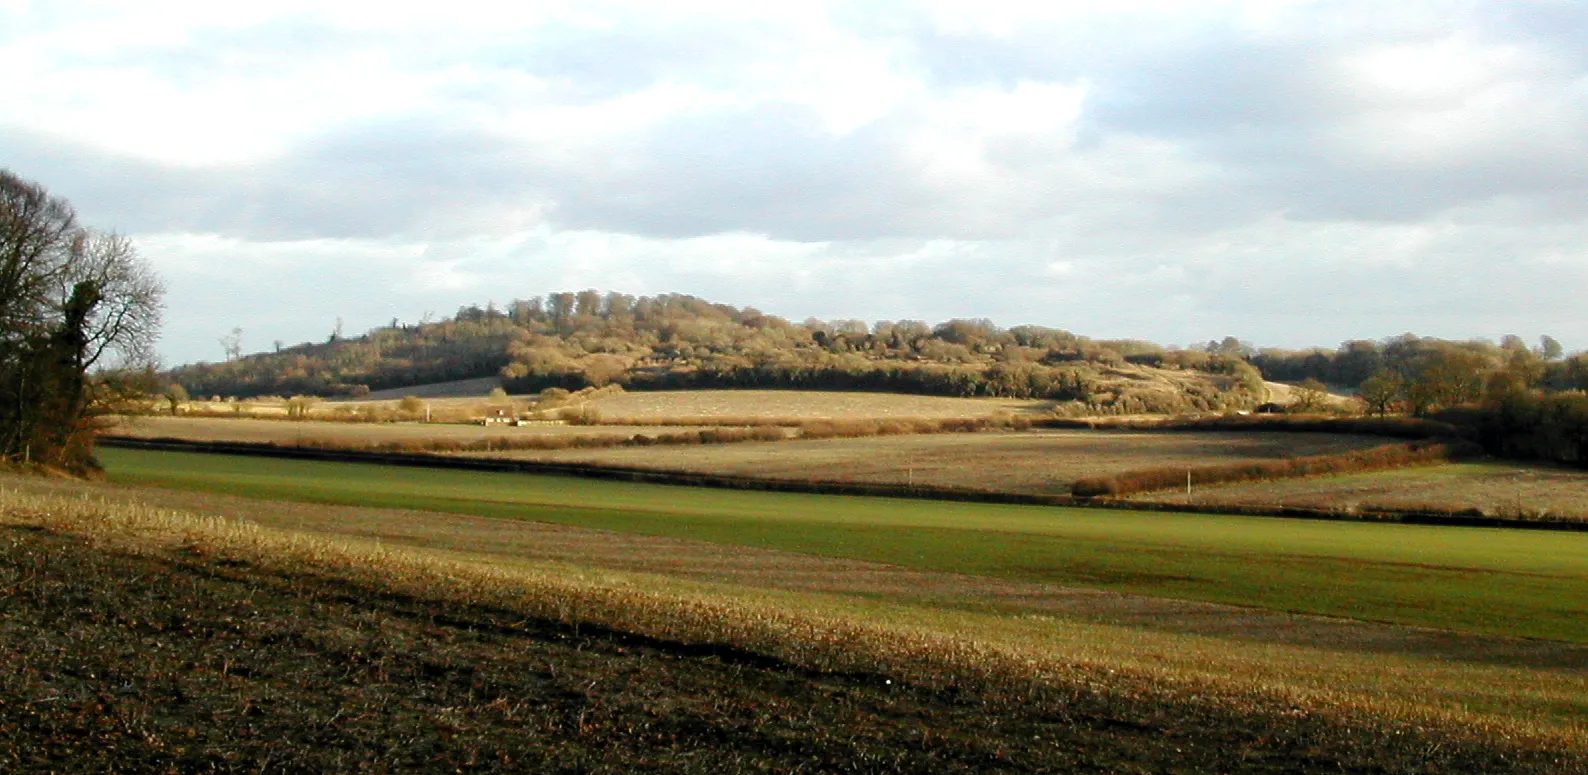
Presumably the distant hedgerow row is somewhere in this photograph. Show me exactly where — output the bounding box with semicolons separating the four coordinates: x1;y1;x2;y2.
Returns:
282;415;1028;456
1037;413;1458;439
1071;440;1478;498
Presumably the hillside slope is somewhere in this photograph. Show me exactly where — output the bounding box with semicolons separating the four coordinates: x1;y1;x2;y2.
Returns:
168;291;1266;414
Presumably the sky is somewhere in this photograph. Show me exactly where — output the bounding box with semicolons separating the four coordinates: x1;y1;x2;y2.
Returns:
4;1;1587;366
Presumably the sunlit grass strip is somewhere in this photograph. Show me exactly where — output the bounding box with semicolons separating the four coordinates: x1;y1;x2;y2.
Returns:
1;488;1582;760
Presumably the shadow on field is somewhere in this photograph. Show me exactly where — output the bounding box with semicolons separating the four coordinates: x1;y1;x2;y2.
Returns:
2;526;1575;774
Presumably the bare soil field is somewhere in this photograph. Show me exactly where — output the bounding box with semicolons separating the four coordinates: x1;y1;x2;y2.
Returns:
105;416;701;445
3;474;1582;772
589;389;1049;421
483;429;1393;496
1;522;1556;774
1134;461;1588;520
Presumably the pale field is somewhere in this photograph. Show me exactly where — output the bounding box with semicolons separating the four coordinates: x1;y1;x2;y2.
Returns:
587;389;1050;420
1134;461;1588;520
180;389;1046;422
481;429;1391;495
178;395;509;418
1262;381;1358;408
104;415;687;445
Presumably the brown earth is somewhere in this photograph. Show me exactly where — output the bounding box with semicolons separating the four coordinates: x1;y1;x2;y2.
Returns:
7;524;1572;774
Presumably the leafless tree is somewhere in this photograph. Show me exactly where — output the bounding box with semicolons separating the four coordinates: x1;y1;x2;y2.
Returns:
0;169;164;469
219;327;243;361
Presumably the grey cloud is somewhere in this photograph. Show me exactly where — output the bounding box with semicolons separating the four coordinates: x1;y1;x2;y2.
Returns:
0;119;543;240
545;103;941;241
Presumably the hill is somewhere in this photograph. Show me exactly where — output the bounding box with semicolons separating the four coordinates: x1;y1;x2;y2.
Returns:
167;291;1268;414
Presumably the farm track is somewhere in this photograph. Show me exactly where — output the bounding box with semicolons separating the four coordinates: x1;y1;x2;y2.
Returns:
1;515;1579;773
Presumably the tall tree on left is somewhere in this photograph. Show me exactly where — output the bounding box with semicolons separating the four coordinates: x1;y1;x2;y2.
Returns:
0;170;163;472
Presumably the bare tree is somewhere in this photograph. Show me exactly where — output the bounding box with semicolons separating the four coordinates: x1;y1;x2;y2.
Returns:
219;327;243;361
1289;378;1330;413
0;169;164;470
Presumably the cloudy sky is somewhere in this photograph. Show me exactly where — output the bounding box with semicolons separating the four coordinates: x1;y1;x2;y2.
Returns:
4;1;1587;365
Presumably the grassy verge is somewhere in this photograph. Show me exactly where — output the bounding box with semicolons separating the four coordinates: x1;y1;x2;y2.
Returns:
1;490;1581;771
99;447;1588;643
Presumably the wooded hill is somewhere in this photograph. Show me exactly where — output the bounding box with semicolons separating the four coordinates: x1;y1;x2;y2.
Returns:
169;291;1268;413
167;290;1588;420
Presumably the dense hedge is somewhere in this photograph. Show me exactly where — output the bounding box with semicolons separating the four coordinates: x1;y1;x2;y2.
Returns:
1442;392;1588;467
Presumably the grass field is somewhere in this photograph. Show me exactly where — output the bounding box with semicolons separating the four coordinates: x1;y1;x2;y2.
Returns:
1136;461;1588;520
97;447;1588;645
487;428;1393;495
5;488;1579;772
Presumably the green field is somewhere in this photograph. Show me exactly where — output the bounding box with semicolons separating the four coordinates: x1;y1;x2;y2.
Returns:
102;447;1588;643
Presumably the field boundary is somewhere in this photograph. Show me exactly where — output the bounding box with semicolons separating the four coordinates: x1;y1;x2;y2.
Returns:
98;435;1588;532
1036;414;1461;439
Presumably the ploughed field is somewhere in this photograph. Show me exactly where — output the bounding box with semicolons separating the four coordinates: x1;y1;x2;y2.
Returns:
2;472;1583;772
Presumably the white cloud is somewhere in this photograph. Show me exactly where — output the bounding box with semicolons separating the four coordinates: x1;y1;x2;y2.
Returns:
4;0;1588;364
